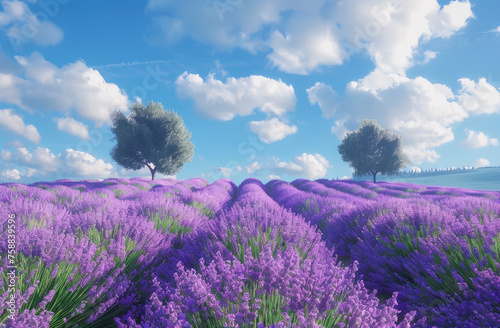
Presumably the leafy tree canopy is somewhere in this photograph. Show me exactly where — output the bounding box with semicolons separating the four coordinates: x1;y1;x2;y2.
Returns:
338;119;410;183
110;101;194;180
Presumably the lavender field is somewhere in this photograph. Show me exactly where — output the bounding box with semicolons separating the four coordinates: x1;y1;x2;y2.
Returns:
1;177;499;327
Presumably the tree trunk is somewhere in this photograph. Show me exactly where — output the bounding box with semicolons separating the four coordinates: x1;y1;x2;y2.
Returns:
146;164;156;180
372;172;377;183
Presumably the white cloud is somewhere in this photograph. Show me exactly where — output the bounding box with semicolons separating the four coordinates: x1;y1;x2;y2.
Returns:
54;117;90;140
271;153;330;180
63;149;114;177
147;0;473;74
420;50;438;65
0;0;64;48
267;174;280;181
267;16;344;74
0;109;40;143
461;129;499;149
212;166;233;178
249;118;298;143
24;167;36;177
489;26;500;33
1;149;11;161
458;78;500;115
335;0;473;74
475;158;490;168
1;168;20;180
307;82;338;119
6;146;58;172
393;120;453;163
5;140;24;148
429;0;474;38
340;176;349;180
331;120;349;140
308;70;500;164
0;52;129;126
245;161;262;174
175;72;296;120
1;146;115;179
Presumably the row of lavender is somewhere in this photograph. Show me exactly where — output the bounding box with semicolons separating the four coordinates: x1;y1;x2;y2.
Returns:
0;177;498;327
267;179;500;327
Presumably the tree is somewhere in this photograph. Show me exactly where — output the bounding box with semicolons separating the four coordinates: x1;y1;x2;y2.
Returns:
337;119;410;183
110;101;194;180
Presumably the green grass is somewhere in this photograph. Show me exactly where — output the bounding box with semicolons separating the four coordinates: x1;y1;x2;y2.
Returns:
148;209;193;237
182;224;351;327
187;201;215;219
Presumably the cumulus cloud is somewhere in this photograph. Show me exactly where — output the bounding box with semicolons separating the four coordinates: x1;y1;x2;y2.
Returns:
5;146;59;172
428;0;474;38
147;0;473;74
5;140;24;148
0;0;64;48
212;166;233;178
271;153;330;180
308;70;500;163
307;82;338;119
489;26;500;33
1;146;115;179
458;78;500;115
1;168;20;180
461;129;499;149
333;0;473;74
330;120;349;140
63;149;114;177
0;108;40;143
175;72;296;120
54;117;90;140
420;50;438;65
249;118;298;143
245;161;262;174
267;16;344;74
1;149;11;161
24;167;36;177
267;174;280;181
0;52;129;126
475;158;490;168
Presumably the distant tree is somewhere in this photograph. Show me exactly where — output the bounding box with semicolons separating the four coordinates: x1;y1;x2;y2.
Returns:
338;119;410;183
110;101;194;180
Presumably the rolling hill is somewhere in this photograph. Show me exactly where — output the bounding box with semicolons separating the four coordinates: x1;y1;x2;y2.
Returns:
353;166;500;191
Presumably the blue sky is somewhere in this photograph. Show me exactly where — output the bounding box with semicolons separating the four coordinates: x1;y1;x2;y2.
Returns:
0;0;499;184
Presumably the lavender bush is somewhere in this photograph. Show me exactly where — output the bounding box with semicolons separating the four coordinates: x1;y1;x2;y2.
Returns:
1;177;498;327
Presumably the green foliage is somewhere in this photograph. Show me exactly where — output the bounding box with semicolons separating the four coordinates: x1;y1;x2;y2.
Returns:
0;236;147;328
132;183;150;190
148;209;193;237
302;199;319;213
110;101;194;180
187;201;215;219
374;219;500;307
338;119;410;182
188;225;350;327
